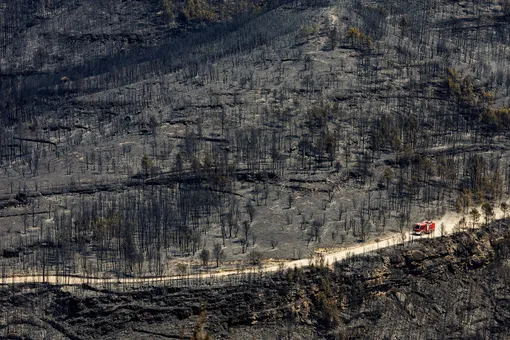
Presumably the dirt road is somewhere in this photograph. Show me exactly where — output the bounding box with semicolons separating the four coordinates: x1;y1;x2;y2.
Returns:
2;205;505;287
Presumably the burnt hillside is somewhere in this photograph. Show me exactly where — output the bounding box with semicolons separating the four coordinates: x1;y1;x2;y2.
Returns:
1;220;510;339
1;0;510;299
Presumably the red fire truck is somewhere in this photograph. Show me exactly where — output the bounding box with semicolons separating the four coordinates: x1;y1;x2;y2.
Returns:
413;221;435;235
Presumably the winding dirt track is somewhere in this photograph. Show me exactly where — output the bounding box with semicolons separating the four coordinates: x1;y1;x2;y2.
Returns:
2;205;505;287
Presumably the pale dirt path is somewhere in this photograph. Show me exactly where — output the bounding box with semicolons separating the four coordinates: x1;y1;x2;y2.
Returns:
2;205;506;287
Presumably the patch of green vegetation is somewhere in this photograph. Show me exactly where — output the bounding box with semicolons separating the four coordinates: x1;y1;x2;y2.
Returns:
446;67;510;135
182;0;218;22
347;27;373;50
162;0;270;24
314;276;341;327
481;107;510;132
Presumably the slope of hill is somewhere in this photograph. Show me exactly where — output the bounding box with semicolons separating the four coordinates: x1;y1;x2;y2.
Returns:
1;0;510;287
